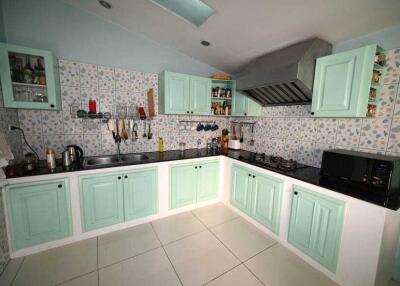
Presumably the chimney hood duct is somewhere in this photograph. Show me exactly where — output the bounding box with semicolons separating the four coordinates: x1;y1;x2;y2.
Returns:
236;38;332;106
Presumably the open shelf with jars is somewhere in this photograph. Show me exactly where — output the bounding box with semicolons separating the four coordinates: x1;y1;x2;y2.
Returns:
0;43;61;110
210;79;235;116
366;47;386;117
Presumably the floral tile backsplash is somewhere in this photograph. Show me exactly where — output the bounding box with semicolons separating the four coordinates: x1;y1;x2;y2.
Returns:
15;48;400;169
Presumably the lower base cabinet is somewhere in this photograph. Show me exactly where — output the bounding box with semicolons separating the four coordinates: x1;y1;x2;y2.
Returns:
80;168;157;232
288;185;345;273
6;179;72;250
170;160;219;209
231;164;283;234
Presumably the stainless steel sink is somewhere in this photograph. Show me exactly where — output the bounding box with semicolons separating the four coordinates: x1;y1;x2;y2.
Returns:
84;155;119;167
119;154;149;162
83;153;149;167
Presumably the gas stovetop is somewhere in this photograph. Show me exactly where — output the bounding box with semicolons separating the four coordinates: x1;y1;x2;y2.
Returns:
254;153;308;172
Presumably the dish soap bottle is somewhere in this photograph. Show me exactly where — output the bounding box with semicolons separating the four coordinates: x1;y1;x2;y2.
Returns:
158;137;164;152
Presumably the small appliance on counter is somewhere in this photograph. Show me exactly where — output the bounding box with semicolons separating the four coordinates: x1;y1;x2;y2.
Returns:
66;145;83;163
320;149;400;209
228;139;241;150
228;122;241;150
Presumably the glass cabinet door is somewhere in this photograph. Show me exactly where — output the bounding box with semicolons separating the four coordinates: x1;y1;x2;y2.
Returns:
0;43;61;110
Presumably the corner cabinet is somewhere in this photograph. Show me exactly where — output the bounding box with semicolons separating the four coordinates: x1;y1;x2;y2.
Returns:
79;167;157;232
288;185;345;273
232;91;262;116
311;44;385;117
158;71;211;115
0;43;61;110
231;164;283;234
170;160;219;209
5;179;72;250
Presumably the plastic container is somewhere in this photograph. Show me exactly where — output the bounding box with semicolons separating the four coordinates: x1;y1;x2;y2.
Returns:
46;148;56;170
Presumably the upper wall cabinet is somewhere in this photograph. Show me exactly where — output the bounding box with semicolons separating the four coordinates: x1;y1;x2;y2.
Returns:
232;91;262;116
0;43;61;110
311;44;385;117
159;71;211;115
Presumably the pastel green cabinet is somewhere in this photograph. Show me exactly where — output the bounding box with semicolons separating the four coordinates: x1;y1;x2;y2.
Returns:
159;71;190;114
80;173;124;232
6;179;72;250
311;44;384;117
288;185;345;272
190;75;212;115
159;71;211;115
197;161;219;202
230;165;252;214
231;165;283;233
232;91;262;116
80;168;158;231
251;172;283;234
0;42;61;110
170;160;219;209
123;168;157;221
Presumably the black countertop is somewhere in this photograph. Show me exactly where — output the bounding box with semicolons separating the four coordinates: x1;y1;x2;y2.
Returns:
4;148;400;210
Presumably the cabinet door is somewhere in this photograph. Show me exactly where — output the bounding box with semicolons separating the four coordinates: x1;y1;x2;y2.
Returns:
246;97;262;116
123;168;158;221
6;179;72;250
80;173;124;231
164;72;190;114
251;173;283;234
190;76;211;115
288;185;344;272
197;161;219;202
311;45;374;117
232;91;247;116
230;165;252;214
170;164;197;209
0;43;61;110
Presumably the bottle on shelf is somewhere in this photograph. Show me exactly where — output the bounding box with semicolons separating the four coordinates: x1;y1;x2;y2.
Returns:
88;98;97;114
158;137;164;152
23;56;33;84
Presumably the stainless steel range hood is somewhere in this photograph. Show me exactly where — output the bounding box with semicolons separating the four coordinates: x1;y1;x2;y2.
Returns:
236;38;332;106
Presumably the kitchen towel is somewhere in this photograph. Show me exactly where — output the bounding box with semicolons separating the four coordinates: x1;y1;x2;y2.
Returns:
0;131;14;168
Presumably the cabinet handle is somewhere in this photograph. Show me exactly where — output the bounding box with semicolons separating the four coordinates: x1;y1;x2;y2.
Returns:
195;166;198;169
50;104;55;108
124;175;128;179
244;113;247;116
310;112;315;115
294;191;298;195
118;176;122;180
187;111;189;114
252;175;255;178
248;174;251;177
199;166;202;168
191;111;194;114
57;184;62;188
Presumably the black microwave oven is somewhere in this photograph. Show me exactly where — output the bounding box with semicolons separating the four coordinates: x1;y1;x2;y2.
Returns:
320;149;400;198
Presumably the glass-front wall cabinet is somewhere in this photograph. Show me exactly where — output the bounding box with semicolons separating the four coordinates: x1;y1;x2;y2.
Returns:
0;43;61;110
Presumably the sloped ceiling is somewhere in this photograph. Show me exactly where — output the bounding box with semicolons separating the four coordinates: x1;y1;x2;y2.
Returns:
65;0;400;74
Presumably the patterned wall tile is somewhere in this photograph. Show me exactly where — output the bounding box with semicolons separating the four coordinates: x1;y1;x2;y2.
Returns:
300;118;317;141
359;118;390;150
387;118;400;153
83;134;102;156
79;63;98;89
131;71;145;93
284;118;302;139
392;85;400;117
63;111;83;134
61;85;81;111
41;111;64;135
376;84;396;117
59;60;80;86
314;143;335;167
297;141;316;166
98;66;115;90
18;109;42;135
335;119;362;147
316;118;338;144
64;134;83;147
115;68;131;91
43;135;65;158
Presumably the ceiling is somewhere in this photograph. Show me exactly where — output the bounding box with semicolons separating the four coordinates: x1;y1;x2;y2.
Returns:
64;0;400;74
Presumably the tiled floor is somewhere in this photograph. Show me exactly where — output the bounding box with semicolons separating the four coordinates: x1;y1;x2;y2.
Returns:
0;203;346;286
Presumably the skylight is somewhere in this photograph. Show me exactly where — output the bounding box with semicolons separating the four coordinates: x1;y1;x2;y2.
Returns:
150;0;215;27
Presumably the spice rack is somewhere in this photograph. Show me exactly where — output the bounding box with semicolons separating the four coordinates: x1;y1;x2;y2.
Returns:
367;47;386;117
210;79;235;116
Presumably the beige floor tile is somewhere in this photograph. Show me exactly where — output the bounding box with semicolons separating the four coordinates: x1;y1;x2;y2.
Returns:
0;257;24;286
98;223;160;267
245;244;339;286
192;203;238;228
58;271;98;286
211;218;276;261
206;265;263;286
152;212;206;244
164;230;240;286
13;238;97;286
99;247;180;286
